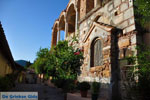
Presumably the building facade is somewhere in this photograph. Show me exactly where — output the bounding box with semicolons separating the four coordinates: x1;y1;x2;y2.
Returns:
51;0;137;99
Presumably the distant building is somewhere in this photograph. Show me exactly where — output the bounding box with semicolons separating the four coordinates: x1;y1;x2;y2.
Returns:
0;22;16;77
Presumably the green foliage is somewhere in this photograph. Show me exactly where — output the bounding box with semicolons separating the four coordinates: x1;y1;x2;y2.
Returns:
37;48;49;58
47;40;84;92
77;81;91;91
33;48;49;74
125;45;150;99
62;79;76;93
126;56;136;65
32;38;84;92
25;61;32;69
135;45;150;92
47;40;84;80
134;0;150;28
0;73;17;91
51;78;76;92
91;82;100;94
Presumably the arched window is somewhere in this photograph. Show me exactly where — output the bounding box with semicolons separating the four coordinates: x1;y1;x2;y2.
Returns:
66;4;76;35
91;38;102;67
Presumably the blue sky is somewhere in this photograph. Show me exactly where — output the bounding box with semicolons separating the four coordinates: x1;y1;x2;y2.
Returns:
0;0;68;62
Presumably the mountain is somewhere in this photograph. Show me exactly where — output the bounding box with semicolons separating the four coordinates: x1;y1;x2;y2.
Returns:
15;60;29;67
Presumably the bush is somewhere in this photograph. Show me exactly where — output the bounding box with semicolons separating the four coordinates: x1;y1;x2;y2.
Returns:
62;79;76;93
52;78;76;92
77;81;91;91
51;78;64;88
91;82;100;94
0;73;17;91
125;45;150;99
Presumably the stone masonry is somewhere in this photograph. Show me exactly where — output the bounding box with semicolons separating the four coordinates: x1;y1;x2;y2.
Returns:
51;0;136;100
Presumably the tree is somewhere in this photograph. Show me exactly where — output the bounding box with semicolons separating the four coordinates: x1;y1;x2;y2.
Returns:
136;46;150;95
25;61;32;69
48;40;83;79
33;48;49;76
134;0;150;29
32;39;84;83
125;45;150;99
46;40;84;94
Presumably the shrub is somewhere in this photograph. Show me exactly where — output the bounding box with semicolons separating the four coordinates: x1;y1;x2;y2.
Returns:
77;81;91;91
0;73;17;91
91;82;100;94
124;45;150;99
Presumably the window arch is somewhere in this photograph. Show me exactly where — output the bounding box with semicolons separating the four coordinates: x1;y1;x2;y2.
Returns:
90;38;103;67
66;4;76;35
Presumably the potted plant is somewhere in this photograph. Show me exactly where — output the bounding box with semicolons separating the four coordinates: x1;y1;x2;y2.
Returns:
77;81;91;97
91;82;100;100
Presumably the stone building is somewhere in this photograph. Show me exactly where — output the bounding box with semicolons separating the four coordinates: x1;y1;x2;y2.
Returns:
0;22;16;77
51;0;137;99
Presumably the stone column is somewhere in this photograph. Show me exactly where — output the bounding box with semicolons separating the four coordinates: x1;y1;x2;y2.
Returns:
51;30;54;47
65;21;68;39
75;9;78;34
57;28;60;42
94;0;97;7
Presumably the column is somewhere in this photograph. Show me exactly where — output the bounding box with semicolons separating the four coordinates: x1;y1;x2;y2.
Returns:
65;22;68;39
57;28;60;42
75;8;79;35
51;30;54;47
94;0;97;7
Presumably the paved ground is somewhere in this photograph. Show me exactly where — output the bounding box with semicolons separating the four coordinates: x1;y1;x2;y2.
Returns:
11;83;107;100
67;92;107;100
67;92;91;100
11;83;64;100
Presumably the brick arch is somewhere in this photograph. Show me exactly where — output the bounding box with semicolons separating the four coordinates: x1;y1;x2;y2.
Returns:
66;3;76;34
51;20;59;47
59;11;66;22
66;4;76;20
66;0;76;13
59;11;66;30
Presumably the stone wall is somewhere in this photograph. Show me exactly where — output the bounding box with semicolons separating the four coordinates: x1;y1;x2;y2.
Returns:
79;0;136;81
77;0;136;99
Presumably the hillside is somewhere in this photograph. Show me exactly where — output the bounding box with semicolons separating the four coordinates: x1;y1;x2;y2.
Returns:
15;60;29;67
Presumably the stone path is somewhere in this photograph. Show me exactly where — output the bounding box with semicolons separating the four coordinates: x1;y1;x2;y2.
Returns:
67;92;91;100
67;92;106;100
10;83;107;100
11;83;64;100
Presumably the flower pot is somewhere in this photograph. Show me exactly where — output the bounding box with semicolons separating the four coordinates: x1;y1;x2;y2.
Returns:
80;90;88;97
92;93;99;100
